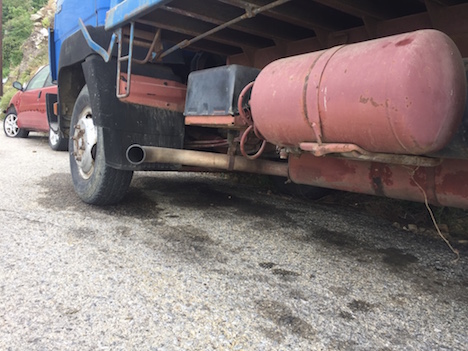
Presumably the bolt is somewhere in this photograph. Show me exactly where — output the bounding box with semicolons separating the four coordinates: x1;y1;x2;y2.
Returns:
279;149;288;159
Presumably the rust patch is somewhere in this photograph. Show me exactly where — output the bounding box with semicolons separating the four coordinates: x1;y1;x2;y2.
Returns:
369;163;393;196
405;96;412;109
359;96;382;107
409;167;428;188
359;96;369;104
395;38;413;47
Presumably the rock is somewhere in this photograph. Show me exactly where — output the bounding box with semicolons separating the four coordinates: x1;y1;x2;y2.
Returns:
40;28;49;37
30;14;42;21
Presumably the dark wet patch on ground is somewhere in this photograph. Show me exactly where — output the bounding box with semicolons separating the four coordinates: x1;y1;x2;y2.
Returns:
37;173;83;209
347;299;375;313
38;173;162;221
329;286;350;297
100;188;162;220
160;224;214;245
133;176;298;225
211;269;273;284
289;289;308;301
327;339;360;351
300;227;361;251
115;226;133;237
145;224;229;265
256;299;316;341
258;262;300;281
68;227;97;239
378;248;419;269
259;262;277;269
271;268;300;277
339;310;355;320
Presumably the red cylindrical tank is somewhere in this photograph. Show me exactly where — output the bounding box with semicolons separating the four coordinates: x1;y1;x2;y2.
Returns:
250;30;466;155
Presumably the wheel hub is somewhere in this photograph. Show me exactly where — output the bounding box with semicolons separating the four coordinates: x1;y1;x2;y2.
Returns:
49;129;59;146
4;114;19;137
72;107;97;179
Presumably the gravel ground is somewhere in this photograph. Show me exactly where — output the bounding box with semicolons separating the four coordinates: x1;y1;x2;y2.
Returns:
0;131;467;351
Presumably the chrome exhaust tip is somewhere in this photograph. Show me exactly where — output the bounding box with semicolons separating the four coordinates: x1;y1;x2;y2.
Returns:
126;144;146;165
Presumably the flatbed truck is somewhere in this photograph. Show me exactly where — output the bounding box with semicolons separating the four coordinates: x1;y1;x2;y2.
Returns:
49;0;468;208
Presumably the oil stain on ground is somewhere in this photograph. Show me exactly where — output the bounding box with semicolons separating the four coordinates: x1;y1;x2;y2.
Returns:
256;299;316;341
144;224;229;265
378;248;419;269
301;226;419;272
38;173;162;221
347;299;375;313
300;226;361;251
133;176;298;225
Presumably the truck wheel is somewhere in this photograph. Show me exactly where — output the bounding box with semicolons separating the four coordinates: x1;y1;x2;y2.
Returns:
48;127;68;151
3;107;29;138
69;85;133;205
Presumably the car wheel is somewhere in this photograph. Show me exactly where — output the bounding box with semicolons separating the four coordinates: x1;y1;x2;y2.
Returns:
3;108;29;138
48;127;68;151
69;85;133;205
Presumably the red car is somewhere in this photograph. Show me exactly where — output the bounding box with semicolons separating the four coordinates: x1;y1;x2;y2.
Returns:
3;65;67;150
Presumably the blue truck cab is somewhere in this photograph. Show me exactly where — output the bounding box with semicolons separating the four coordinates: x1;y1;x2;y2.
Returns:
50;0;110;81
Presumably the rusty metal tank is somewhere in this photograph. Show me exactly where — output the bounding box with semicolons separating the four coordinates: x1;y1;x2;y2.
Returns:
250;29;466;155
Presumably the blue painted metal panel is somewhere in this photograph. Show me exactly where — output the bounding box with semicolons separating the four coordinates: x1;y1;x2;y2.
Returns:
48;28;57;81
51;0;111;79
105;0;174;31
96;0;112;26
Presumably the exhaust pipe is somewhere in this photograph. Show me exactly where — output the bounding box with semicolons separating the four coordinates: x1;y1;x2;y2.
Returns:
126;144;289;177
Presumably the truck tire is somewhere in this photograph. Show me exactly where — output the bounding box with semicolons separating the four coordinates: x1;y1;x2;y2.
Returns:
69;85;133;205
48;127;68;151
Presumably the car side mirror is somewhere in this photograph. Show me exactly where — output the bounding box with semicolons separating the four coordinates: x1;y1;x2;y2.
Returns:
12;81;23;91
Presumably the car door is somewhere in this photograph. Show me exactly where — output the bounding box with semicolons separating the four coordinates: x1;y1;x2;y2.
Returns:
35;72;57;131
16;66;52;131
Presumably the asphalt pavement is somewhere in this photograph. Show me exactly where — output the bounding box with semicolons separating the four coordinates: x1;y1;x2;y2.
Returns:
0;131;467;350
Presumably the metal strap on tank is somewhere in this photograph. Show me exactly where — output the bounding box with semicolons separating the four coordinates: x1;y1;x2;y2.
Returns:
303;45;345;145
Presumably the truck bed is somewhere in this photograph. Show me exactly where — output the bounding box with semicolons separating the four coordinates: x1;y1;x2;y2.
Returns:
105;0;468;67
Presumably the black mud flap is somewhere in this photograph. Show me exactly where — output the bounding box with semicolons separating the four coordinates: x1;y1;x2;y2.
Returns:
45;93;59;132
81;55;185;171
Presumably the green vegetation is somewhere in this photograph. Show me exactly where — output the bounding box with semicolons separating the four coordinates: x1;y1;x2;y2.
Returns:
1;0;50;113
2;0;48;77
